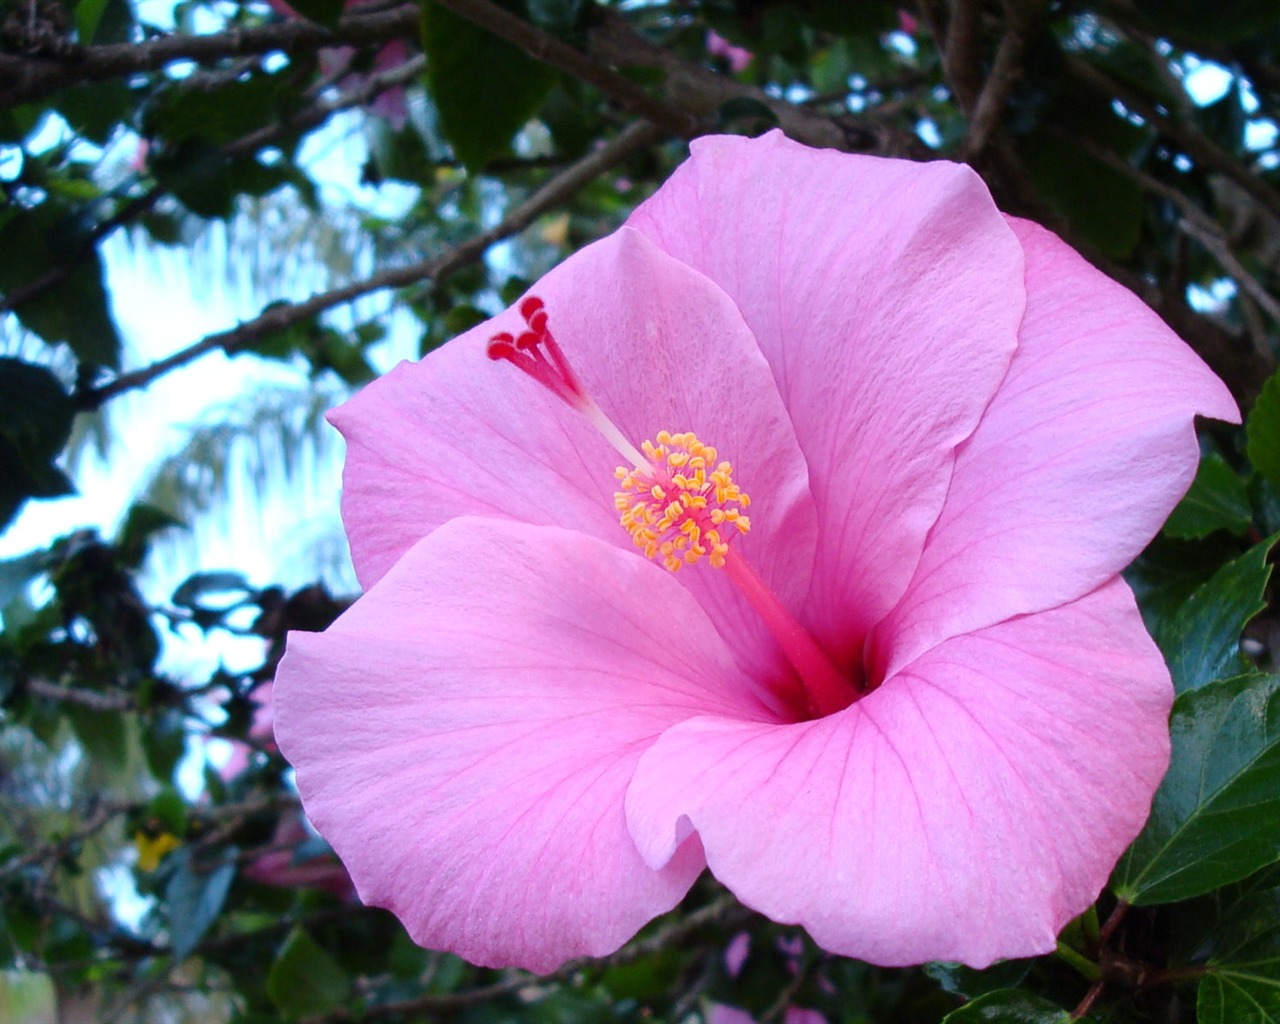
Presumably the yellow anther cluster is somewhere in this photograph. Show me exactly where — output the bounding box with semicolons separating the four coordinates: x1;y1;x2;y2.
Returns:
614;430;751;572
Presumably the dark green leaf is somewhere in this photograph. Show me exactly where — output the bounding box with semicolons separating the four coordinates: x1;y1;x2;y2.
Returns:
1248;370;1280;490
1164;454;1252;539
115;503;184;569
926;960;1032;1000
1114;673;1280;905
421;0;557;172
0;359;76;530
280;0;344;28
66;705;129;771
266;928;351;1016
940;989;1076;1023
1153;535;1275;694
171;571;251;610
165;849;236;961
0;213;122;367
1022;131;1143;258
1197;880;1280;1023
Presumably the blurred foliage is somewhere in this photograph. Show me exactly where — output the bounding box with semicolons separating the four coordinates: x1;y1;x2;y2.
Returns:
1;0;1280;1021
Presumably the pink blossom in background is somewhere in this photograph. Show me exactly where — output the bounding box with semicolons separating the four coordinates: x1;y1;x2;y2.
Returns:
708;1006;825;1024
267;0;409;128
274;131;1238;972
707;30;753;73
221;682;354;898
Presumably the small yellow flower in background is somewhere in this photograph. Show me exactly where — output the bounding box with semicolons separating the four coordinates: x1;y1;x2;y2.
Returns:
134;831;180;872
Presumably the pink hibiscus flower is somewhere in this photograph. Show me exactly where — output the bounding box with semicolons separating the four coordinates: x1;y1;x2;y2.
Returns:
274;131;1238;972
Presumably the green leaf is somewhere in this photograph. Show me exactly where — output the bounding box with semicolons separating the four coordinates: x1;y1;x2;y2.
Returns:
1153;535;1275;694
66;704;129;772
941;989;1076;1023
171;571;251;610
165;849;236;961
421;0;557;171
1249;371;1280;490
1164;454;1252;540
280;0;343;27
0;212;122;367
1114;673;1280;905
925;960;1032;1000
1022;123;1143;258
1197;881;1280;1023
0;359;76;530
115;503;184;569
266;928;351;1016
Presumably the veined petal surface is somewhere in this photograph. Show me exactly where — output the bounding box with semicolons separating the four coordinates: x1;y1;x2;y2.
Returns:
625;578;1171;967
627;130;1024;666
873;217;1241;678
275;517;769;972
332;228;817;686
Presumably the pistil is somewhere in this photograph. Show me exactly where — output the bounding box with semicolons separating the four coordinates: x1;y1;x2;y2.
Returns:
488;295;859;719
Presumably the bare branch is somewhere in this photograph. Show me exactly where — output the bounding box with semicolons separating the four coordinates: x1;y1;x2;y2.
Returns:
943;0;984;113
24;677;136;711
81;119;667;406
0;3;419;106
963;1;1040;158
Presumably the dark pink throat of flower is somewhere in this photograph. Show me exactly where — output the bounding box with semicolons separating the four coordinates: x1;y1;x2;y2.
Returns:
486;295;861;720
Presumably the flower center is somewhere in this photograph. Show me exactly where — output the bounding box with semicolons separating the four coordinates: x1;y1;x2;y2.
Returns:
488;295;858;719
614;431;751;572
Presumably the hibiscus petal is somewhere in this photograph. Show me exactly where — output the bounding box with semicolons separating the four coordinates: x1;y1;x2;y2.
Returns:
331;227;817;686
873;217;1240;678
627;130;1023;664
625;578;1170;967
275;517;769;972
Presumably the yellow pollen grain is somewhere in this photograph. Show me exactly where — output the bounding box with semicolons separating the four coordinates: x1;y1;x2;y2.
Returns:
614;429;752;572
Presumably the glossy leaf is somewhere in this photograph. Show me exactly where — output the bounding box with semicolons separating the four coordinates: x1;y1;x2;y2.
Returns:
1153;535;1275;694
1163;454;1252;540
1114;674;1280;905
941;989;1076;1023
1197;878;1280;1023
421;0;556;171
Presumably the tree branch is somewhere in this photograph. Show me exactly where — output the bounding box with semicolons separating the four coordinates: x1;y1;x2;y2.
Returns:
1065;53;1280;225
80;119;667;406
0;3;419;106
962;0;1039;158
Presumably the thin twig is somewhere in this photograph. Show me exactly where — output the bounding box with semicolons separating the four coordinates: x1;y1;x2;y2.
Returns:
585;8;924;158
24;677;136;711
1065;53;1280;225
1066;130;1280;326
81;119;666;406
